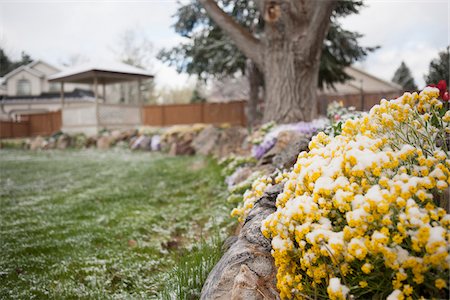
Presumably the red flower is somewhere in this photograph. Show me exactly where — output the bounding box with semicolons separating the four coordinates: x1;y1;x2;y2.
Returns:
428;80;449;101
443;91;449;102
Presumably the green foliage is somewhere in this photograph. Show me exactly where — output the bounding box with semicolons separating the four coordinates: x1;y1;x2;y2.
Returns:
0;48;33;77
0;150;232;298
219;155;257;176
424;46;450;85
190;84;206;103
158;0;377;89
159;231;224;300
325;101;362;136
0;139;27;149
392;61;418;91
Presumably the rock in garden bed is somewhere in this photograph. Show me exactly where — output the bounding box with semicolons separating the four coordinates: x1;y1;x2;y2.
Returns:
201;184;283;300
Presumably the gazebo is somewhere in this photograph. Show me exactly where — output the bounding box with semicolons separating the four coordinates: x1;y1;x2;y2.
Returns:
48;62;153;135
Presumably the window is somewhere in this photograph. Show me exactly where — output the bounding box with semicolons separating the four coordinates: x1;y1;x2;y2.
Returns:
17;79;31;96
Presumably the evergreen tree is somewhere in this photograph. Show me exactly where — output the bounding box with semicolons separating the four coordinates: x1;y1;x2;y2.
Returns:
424;46;449;85
0;48;13;77
392;61;417;91
0;49;33;77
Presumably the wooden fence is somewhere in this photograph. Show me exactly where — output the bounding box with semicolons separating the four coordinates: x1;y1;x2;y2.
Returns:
142;101;246;126
318;91;401;114
0;111;62;139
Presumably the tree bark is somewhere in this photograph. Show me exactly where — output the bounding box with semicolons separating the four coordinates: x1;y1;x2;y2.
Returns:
261;0;334;122
200;0;335;123
199;0;263;70
247;60;264;128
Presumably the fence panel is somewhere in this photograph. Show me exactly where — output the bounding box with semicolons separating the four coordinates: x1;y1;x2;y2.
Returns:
142;101;246;126
28;111;61;136
141;106;163;126
318;92;401;114
0;121;29;138
0;111;61;139
204;102;246;125
163;104;203;125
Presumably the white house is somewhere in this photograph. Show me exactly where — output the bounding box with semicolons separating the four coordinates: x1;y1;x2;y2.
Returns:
0;60;93;119
1;60;80;96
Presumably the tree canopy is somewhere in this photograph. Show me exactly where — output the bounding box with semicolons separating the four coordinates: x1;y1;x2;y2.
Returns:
424;46;449;85
0;49;33;77
392;61;417;91
159;0;377;89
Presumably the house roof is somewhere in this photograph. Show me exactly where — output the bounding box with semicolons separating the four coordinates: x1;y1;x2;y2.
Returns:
48;61;154;84
27;60;61;72
1;88;94;101
2;64;46;80
320;66;402;96
207;66;402;102
2;59;61;81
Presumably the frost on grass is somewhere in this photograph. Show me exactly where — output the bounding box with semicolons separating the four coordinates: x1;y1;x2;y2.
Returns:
0;150;232;299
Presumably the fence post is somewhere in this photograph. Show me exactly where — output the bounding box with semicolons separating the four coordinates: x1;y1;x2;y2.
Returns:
161;105;165;126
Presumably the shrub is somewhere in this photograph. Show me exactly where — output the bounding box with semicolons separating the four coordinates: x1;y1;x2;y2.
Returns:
262;88;449;299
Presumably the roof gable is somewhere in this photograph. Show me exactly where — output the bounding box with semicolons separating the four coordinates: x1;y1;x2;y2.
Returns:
27;60;60;73
2;65;45;81
347;66;402;91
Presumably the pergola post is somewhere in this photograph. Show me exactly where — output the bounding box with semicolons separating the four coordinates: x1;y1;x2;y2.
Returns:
138;79;143;125
102;82;106;103
94;75;100;129
60;82;65;109
138;79;142;104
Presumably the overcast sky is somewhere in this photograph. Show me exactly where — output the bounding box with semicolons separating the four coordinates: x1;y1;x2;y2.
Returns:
0;0;448;89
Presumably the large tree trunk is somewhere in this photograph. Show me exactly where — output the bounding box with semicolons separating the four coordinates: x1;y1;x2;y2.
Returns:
260;0;333;123
247;60;264;127
200;0;334;124
263;42;321;122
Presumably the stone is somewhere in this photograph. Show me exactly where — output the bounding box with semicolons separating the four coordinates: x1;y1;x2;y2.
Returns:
30;136;47;150
212;127;248;158
151;135;161;151
45;138;56;150
272;136;310;169
96;135;112;150
258;130;310;169
110;130;123;141
170;140;195;156
72;134;88;149
131;135;151;150
225;166;253;187
56;134;71;149
192;125;221;155
168;143;177;156
200;184;283;300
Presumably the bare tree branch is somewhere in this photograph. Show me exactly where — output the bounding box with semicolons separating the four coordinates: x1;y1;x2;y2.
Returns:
199;0;263;70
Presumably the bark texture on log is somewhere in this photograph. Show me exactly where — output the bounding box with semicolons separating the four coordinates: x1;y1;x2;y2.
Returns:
200;184;283;300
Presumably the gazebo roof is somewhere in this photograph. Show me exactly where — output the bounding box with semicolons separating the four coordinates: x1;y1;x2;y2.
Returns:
48;61;154;84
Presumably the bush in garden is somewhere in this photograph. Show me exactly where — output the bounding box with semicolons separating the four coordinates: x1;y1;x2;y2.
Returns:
261;86;449;299
325;101;362;137
231;171;289;222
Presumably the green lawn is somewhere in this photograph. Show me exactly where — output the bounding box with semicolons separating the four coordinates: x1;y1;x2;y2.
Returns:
0;150;232;299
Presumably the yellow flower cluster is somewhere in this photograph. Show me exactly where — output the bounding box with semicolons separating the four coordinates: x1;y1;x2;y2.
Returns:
262;88;450;299
231;171;289;222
